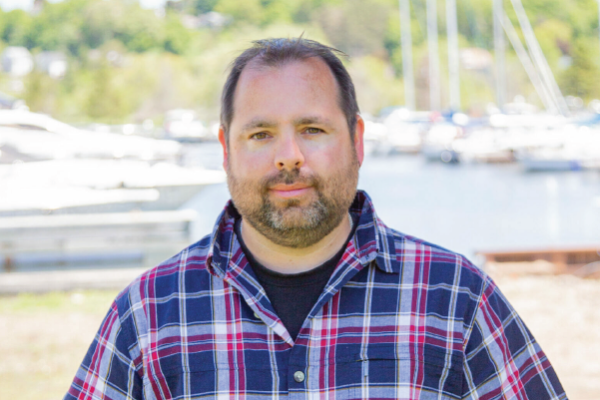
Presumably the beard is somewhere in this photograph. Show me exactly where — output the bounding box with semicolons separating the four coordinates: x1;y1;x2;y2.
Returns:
227;157;359;249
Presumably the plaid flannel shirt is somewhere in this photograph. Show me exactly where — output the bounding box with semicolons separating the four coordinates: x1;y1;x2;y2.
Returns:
65;190;566;400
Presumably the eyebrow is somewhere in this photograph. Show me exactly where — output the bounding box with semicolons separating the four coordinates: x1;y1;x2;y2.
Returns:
293;116;334;127
241;119;278;133
240;116;335;133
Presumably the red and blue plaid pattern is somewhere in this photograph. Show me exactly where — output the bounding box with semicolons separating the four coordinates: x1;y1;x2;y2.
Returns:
65;191;566;399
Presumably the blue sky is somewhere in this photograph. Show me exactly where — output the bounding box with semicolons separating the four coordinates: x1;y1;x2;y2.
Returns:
0;0;171;11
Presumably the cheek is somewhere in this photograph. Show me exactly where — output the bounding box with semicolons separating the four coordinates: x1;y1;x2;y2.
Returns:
227;151;273;193
229;147;269;174
308;143;354;172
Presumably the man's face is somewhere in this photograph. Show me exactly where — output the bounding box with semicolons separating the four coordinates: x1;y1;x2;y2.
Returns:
220;57;364;248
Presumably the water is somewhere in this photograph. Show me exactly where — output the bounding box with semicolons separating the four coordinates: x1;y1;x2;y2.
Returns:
186;143;600;263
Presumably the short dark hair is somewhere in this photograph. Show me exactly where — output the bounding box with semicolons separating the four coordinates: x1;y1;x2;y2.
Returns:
220;37;360;140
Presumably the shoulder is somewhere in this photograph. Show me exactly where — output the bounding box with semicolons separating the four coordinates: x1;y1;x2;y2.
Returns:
385;227;493;321
113;233;216;314
391;228;488;288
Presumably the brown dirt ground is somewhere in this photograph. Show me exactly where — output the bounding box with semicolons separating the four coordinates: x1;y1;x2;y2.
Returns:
0;271;598;399
488;270;600;400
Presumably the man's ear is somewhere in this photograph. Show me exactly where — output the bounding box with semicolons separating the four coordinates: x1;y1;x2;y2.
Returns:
354;114;365;166
218;125;229;171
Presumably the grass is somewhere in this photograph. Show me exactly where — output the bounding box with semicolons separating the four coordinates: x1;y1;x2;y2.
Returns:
2;276;599;399
0;290;118;315
0;290;119;400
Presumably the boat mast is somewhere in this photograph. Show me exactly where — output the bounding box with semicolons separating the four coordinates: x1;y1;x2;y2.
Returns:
501;13;557;113
493;0;507;109
427;0;441;111
399;0;416;111
446;0;461;110
509;0;570;115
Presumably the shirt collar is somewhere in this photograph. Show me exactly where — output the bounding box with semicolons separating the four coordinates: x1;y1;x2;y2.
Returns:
206;189;401;277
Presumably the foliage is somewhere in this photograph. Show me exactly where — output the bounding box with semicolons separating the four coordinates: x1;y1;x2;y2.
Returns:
314;0;392;57
0;0;599;122
560;39;600;100
0;9;33;47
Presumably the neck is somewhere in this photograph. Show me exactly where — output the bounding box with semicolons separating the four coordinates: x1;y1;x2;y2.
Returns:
240;214;352;274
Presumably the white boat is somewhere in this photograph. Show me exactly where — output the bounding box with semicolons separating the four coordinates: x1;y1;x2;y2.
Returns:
386;123;422;154
489;113;568;129
0;159;225;216
421;122;462;162
0;110;182;162
518;149;583;171
163;109;217;141
382;108;423;154
516;125;600;171
362;119;389;156
452;128;515;163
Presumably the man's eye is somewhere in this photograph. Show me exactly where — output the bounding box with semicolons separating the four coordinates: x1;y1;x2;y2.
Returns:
251;132;269;140
305;127;324;134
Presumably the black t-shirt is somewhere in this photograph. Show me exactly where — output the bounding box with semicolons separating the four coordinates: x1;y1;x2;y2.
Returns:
234;216;357;341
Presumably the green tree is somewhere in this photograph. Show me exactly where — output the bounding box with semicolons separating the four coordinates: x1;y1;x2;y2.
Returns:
27;0;86;54
534;19;572;71
190;0;220;14
260;0;302;25
114;5;164;53
85;63;131;121
80;0;121;49
560;40;600;100
0;10;33;47
23;71;61;115
214;0;263;24
314;0;392;57
164;12;192;54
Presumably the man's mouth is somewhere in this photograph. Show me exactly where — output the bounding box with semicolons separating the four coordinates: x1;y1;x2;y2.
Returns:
269;183;312;198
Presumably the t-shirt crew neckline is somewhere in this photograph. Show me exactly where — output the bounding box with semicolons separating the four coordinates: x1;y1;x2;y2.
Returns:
234;215;358;282
233;214;358;340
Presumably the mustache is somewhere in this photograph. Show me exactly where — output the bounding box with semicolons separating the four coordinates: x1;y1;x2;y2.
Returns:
261;169;319;189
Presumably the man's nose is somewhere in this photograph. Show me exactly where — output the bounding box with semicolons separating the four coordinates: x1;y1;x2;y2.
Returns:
274;134;305;171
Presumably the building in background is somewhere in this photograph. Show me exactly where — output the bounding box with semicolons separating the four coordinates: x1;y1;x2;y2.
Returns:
1;47;34;78
35;51;68;79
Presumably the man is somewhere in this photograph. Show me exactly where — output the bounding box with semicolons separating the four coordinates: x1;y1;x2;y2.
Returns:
65;38;566;399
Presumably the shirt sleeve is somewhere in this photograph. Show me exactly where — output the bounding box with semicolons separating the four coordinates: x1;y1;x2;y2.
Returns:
64;300;144;400
461;277;567;399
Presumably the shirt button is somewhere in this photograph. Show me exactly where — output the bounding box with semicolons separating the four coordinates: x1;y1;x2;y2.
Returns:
293;371;305;383
253;312;260;319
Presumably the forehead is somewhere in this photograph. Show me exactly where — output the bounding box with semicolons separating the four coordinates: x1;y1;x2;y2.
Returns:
231;57;343;124
239;56;337;92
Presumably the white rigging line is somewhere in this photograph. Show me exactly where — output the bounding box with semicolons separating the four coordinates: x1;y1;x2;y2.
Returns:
446;0;461;110
500;13;558;113
427;0;441;111
399;0;416;111
492;0;507;108
509;0;570;115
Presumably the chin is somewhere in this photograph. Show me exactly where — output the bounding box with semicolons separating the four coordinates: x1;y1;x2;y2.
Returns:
271;207;318;229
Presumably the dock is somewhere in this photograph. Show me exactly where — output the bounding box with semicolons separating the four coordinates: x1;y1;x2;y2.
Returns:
0;209;197;273
476;246;600;278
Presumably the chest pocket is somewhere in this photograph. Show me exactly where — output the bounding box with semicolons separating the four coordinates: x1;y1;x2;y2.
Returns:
321;345;463;400
142;361;278;400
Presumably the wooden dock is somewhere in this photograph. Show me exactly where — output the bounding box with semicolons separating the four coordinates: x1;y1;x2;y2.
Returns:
476;246;600;278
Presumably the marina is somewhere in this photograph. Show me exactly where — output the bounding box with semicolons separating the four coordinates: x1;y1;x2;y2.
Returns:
1;109;599;275
1;0;599;277
183;141;600;266
0;111;227;273
0;1;599;399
